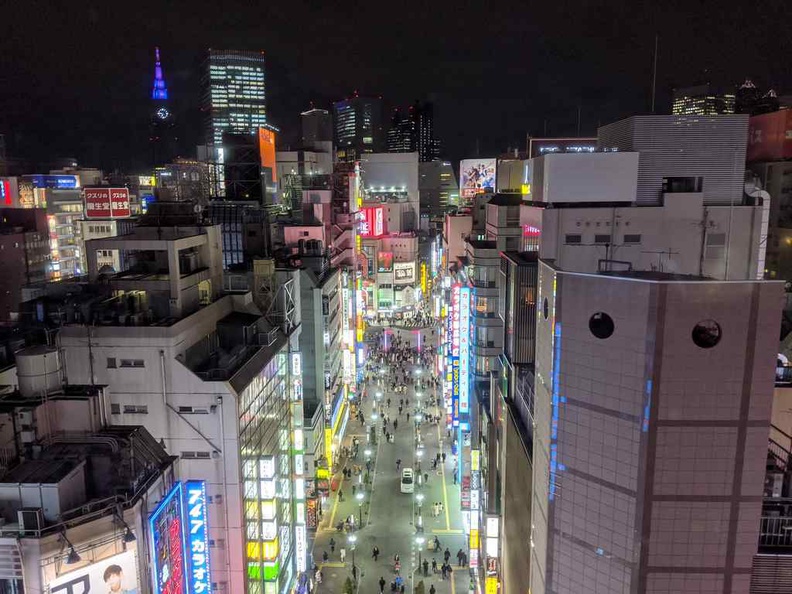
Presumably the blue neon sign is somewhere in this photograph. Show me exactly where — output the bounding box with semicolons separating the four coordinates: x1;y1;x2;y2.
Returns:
185;480;212;594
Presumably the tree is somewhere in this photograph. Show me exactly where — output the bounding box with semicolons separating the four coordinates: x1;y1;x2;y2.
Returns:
414;580;426;594
343;576;355;594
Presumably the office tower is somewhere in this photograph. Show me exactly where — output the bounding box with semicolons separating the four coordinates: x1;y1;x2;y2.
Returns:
149;47;177;165
419;160;458;216
735;79;780;116
301;107;333;151
0;208;49;320
387;102;440;162
671;84;735;116
333;94;383;161
530;266;783;594
201;49;267;151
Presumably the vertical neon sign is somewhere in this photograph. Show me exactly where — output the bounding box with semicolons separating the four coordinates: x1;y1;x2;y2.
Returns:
185;481;211;594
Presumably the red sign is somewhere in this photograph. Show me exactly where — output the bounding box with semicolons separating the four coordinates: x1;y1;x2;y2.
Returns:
84;187;131;219
360;206;386;238
747;110;792;162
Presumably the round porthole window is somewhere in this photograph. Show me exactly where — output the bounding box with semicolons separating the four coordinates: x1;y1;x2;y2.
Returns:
543;298;549;320
692;319;721;349
589;312;615;339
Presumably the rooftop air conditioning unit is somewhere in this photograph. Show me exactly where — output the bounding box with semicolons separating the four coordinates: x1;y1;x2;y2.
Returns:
17;508;44;534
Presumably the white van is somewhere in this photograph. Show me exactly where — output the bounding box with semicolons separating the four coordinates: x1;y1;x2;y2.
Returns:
400;468;414;493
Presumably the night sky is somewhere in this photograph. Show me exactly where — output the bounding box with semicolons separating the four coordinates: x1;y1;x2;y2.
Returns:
2;0;791;172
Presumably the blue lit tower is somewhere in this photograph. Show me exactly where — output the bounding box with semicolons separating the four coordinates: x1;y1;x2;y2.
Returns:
149;46;177;165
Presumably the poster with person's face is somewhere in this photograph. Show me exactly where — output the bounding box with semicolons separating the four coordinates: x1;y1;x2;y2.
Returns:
50;550;139;594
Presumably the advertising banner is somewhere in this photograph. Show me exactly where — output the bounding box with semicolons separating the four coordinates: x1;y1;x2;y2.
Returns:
451;284;461;426
747;110;792;162
393;262;415;284
377;251;393;273
359;206;386;238
150;482;187;594
85;187;131;219
184;481;211;594
50;551;139;594
258;128;277;182
459;286;471;415
460;159;496;198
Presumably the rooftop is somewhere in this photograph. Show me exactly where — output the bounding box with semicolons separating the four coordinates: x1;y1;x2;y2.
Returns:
487;194;525;207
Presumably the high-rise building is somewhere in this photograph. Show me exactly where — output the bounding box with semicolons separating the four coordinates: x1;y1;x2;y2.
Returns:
333;94;383;161
387;102;440;162
419;160;458;216
735;78;780;116
301;108;333;151
149;47;177;165
530;266;782;594
671;84;735;116
201;49;267;150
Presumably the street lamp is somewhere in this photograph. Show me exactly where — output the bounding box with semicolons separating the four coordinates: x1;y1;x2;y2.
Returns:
356;491;364;526
364;448;372;459
348;533;358;568
415;535;426;573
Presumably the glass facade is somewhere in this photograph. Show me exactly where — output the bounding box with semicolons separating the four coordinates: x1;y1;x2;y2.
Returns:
240;350;295;594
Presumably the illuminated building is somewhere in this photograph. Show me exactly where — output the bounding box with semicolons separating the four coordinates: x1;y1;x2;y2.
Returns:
387;102;440;162
52;217;307;593
0;208;49;321
333;94;383;162
149;47;177;165
300;108;333;152
202;49;267;147
419;160;458;217
530;266;782;594
671;84;735;116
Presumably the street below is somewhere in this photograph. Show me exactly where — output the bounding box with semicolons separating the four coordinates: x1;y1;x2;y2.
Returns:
311;323;470;593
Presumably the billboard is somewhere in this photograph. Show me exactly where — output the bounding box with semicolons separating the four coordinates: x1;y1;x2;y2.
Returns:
184;481;211;594
459;286;471;415
150;482;187;594
85;188;131;218
747;110;792;162
460;159;497;198
394;261;415;284
25;174;78;189
451;284;461;427
258;128;277;182
50;551;139;594
359;206;386;238
377;251;393;273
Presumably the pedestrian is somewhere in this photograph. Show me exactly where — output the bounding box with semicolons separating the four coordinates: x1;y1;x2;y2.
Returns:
441;564;446;580
340;547;346;563
444;548;450;563
379;576;386;593
434;536;441;551
429;585;436;594
322;550;328;563
339;489;344;501
382;425;387;435
394;419;398;430
462;552;468;566
423;559;429;576
431;558;437;573
453;472;457;485
407;412;410;422
442;452;446;463
396;458;401;470
424;472;429;484
457;549;463;565
352;564;358;581
372;545;380;561
329;537;335;553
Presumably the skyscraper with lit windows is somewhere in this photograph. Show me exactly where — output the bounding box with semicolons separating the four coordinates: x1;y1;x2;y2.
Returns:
201;49;267;149
333;93;383;162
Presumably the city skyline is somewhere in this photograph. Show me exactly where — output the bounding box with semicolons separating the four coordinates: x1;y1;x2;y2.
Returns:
2;0;791;171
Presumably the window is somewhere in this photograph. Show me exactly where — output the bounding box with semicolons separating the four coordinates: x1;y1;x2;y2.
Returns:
623;234;641;244
110;403;121;415
179;406;210;414
123;405;148;414
565;234;582;245
120;359;145;368
107;357;117;368
589;312;615;339
594;234;611;244
181;451;212;459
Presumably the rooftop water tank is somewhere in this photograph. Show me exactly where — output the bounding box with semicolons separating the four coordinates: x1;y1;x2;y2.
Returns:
15;345;62;398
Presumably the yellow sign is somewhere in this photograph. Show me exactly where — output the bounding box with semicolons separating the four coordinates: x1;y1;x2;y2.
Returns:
469;528;480;549
521;183;531;195
421;262;427;294
471;450;480;471
325;428;333;468
485;577;499;594
247;538;279;561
